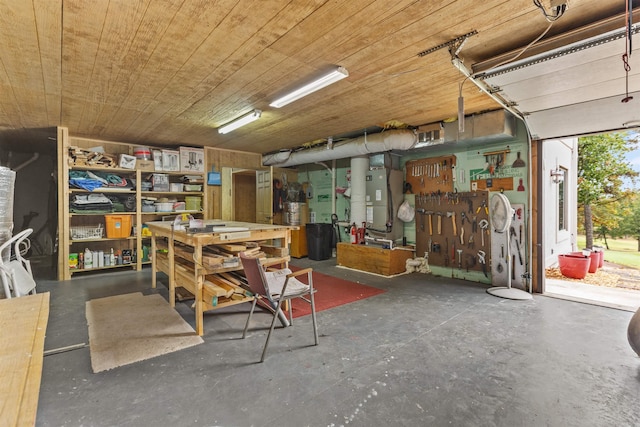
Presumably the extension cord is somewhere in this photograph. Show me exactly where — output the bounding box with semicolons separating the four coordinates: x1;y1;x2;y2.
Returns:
549;0;569;10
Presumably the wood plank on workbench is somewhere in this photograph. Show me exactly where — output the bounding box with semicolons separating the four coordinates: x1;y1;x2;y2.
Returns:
0;292;50;426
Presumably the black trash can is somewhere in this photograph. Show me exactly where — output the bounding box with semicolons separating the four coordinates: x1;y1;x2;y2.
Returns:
306;223;333;260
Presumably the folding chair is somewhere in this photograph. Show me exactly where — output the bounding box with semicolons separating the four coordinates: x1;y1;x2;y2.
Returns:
0;228;37;299
239;252;318;362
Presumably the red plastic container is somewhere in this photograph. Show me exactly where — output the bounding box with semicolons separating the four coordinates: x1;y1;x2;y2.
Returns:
558;254;591;279
587;251;599;273
595;249;604;267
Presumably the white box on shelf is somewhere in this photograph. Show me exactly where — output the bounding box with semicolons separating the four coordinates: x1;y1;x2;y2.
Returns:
119;154;136;169
162;150;180;172
152;149;163;171
179;146;205;172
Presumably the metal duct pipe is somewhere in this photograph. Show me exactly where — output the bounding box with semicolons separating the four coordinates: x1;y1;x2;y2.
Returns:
262;129;417;167
350;156;368;227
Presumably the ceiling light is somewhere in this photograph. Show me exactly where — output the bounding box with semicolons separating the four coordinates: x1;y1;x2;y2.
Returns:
269;66;349;108
218;109;262;134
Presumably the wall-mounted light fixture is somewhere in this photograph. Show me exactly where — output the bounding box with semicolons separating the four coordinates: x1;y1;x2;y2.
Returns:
218;109;262;134
269;66;349;108
550;168;565;184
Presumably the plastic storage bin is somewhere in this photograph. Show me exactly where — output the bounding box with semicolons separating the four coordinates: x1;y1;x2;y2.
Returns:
185;196;202;211
306;223;333;260
558;254;590;279
105;214;132;238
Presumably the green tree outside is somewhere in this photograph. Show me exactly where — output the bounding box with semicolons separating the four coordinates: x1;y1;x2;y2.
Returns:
577;132;637;249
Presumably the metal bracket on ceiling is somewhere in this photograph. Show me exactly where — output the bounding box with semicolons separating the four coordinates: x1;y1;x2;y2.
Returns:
416;30;478;58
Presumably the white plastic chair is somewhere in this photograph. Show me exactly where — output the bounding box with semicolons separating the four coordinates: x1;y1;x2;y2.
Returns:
0;228;37;299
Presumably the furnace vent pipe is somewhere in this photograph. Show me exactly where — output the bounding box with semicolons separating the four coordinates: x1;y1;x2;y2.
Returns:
350;156;369;226
262;129;417;167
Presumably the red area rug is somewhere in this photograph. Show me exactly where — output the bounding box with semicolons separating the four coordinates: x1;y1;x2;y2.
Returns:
288;267;385;318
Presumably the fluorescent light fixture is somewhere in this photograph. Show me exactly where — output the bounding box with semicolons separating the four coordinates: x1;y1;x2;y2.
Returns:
269;66;349;108
218;109;262;134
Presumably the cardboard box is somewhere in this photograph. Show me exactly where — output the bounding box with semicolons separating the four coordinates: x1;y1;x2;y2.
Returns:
162;150;180;172
152;149;163;171
119;154;136;169
179;146;205;172
136;159;155;171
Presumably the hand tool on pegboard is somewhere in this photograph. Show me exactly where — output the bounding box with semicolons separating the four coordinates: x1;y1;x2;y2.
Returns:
447;211;457;235
478;219;488;246
425;211;434;235
510;226;523;265
478;250;488;278
477;199;488;215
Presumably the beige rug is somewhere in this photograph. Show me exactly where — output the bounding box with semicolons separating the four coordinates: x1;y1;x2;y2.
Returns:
86;292;203;373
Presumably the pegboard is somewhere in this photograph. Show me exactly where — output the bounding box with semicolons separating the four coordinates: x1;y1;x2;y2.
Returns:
413;189;491;277
406;155;456;195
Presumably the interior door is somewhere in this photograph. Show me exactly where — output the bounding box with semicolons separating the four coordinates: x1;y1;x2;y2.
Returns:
256;169;272;224
221;167;259;222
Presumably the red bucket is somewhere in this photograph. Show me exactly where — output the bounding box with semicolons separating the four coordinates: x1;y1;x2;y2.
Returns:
558;254;590;280
588;251;599;273
594;249;604;267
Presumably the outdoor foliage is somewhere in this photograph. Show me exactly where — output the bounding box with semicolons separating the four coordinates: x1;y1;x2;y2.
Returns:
617;194;640;250
577;132;638;249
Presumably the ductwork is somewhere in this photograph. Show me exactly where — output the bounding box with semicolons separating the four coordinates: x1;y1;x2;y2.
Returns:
262;129;417;167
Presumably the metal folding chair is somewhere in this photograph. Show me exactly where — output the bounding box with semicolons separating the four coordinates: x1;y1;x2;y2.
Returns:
239;252;318;362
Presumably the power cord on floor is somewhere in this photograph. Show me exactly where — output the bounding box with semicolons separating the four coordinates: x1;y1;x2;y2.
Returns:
43;343;88;357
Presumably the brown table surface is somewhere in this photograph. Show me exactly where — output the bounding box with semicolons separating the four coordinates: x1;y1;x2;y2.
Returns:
0;292;50;426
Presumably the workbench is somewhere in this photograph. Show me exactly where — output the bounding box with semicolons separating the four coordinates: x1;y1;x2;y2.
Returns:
0;292;49;426
146;220;294;336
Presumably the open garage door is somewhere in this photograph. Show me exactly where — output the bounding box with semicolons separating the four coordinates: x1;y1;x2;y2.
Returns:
473;11;640;140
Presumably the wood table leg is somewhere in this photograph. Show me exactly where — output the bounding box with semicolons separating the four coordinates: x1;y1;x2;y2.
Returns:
151;233;157;289
168;234;176;308
194;244;204;336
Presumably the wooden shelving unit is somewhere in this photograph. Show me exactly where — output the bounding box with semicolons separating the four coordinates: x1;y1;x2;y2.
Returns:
57;132;208;280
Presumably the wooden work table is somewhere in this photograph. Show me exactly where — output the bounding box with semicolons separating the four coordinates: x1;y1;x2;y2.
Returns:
146;220;295;336
0;292;50;426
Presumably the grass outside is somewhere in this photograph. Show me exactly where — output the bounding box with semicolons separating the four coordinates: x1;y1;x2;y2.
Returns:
576;235;640;269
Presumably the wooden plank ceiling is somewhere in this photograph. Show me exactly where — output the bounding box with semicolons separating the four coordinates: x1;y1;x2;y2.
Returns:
0;0;629;154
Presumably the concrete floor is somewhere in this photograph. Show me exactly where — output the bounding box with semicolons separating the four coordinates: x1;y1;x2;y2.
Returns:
36;259;640;427
545;278;640;312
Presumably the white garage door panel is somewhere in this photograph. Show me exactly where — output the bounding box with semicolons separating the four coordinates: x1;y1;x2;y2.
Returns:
479;28;639;139
492;54;640;103
509;76;640;113
524;90;640;139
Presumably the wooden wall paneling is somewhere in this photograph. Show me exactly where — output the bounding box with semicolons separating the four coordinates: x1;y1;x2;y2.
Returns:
205;146;263;219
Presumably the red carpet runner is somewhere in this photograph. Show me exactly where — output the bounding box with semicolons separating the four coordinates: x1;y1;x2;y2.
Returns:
288;267;385;318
